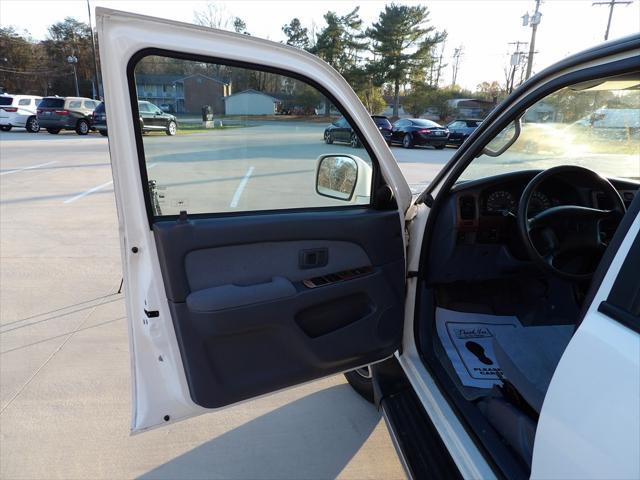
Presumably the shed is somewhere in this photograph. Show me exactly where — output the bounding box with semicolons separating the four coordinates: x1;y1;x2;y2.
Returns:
224;89;280;115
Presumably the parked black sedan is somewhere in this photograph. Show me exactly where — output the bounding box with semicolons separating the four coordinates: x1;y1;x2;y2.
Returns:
446;118;482;146
389;118;449;149
324;115;392;147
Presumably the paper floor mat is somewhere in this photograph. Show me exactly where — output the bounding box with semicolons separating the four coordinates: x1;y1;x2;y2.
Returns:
436;307;523;388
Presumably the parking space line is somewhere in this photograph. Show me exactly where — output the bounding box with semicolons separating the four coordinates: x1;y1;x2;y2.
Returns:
63;180;114;204
63;164;157;204
0;161;58;176
230;166;255;208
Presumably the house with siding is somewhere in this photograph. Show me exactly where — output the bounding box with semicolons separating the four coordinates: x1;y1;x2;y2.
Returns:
224;89;280;115
135;73;230;114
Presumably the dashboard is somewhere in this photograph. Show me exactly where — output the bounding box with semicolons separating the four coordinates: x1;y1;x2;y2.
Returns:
426;170;639;284
453;170;638;247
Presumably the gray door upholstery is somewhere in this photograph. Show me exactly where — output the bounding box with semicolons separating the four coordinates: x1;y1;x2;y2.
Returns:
153;208;405;408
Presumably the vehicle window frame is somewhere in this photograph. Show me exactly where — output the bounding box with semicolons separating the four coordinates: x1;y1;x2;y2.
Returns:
598;232;640;333
127;48;384;227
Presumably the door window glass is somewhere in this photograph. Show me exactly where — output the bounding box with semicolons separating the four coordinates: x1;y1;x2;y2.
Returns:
18;98;31;106
68;100;82;109
132;54;374;217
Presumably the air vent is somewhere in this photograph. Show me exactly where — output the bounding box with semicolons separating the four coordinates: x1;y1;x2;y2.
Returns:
459;195;476;220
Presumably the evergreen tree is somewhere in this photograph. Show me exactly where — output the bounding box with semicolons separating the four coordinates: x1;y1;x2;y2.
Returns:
282;18;309;49
367;4;445;117
311;7;368;114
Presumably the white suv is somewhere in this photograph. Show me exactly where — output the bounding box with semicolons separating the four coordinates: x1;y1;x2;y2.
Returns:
0;94;42;132
99;9;639;479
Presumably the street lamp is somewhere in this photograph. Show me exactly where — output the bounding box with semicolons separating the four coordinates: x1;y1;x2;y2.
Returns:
67;55;80;97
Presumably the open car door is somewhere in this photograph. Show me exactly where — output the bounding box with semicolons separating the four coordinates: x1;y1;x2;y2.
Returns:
97;8;412;432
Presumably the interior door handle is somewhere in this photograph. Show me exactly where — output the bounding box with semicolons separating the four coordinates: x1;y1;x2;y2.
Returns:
299;248;328;269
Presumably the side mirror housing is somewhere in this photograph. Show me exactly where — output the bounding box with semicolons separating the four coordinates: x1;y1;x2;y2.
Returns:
482;118;521;157
316;154;359;200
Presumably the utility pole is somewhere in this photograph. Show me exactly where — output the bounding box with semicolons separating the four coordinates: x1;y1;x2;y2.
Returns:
435;40;446;87
87;0;101;99
507;41;528;93
592;0;633;41
451;46;463;86
522;0;542;80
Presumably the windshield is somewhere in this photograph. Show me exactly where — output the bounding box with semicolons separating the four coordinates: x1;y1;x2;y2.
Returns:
39;98;65;108
412;118;441;128
460;76;640;182
372;116;391;128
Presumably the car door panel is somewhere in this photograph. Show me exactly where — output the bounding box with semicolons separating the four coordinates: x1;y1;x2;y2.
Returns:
153;210;405;408
98;7;412;432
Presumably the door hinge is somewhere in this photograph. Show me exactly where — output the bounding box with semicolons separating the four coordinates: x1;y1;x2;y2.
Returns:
407;271;419;278
144;309;159;318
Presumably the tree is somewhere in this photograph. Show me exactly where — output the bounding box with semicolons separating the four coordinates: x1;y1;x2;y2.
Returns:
476;81;503;102
0;27;46;94
356;85;387;114
233;17;248;34
282;18;309;49
403;85;432;117
193;3;232;30
293;83;322;114
312;8;368;74
42;18;95;96
367;4;445;117
312;8;368;114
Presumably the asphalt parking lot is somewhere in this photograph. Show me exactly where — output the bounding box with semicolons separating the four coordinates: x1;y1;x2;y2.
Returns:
0;127;454;479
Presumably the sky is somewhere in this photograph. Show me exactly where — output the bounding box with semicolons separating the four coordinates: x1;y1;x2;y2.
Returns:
1;0;639;91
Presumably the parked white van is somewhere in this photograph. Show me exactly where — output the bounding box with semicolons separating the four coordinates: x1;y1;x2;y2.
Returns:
0;94;42;132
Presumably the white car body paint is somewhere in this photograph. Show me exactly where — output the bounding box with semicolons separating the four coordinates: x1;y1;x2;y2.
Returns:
398;202;498;480
99;7;640;478
532;214;640;480
97;7;410;433
395;44;640;479
0;94;41;128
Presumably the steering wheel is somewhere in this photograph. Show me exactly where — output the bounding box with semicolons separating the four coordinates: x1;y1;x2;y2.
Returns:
517;165;625;281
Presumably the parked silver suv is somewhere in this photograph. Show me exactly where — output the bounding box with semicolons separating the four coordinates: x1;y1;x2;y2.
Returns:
37;96;99;135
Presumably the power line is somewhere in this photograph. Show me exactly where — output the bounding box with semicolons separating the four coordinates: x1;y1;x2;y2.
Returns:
0;67;71;76
592;0;634;41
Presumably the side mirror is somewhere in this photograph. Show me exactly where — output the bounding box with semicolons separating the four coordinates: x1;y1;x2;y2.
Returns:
482;118;521;157
316;154;358;200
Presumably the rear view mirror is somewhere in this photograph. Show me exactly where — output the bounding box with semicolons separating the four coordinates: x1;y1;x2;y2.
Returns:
316;155;358;200
482;118;521;157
